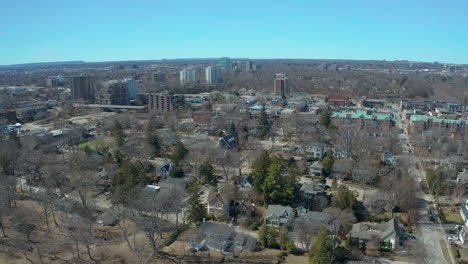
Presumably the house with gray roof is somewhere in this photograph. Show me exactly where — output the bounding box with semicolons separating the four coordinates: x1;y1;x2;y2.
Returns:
264;205;294;227
300;181;326;200
299;143;326;160
460;199;468;227
310;161;324;177
190;222;235;251
351;218;406;248
233;233;257;252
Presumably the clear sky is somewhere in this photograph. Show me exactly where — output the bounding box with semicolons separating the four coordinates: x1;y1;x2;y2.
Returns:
2;0;467;65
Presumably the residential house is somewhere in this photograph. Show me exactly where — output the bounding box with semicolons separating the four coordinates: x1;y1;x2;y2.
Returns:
229;200;254;217
457;169;468;183
460;199;468;227
300;181;326;200
207;192;226;215
299;143;326;160
382;151;397;166
190;222;235;251
310;161;324;177
351;219;406;248
459;227;468;245
233;233;257;252
239;176;253;190
264;205;294;227
217;131;238;149
327;96;350;107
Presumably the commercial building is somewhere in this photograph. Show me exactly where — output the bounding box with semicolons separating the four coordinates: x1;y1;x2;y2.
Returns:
205;66;222;84
96;80;129;105
147;91;185;113
46;77;58;87
217;57;232;70
125;78;139;99
71;75;95;102
273;73;290;97
180;68;196;85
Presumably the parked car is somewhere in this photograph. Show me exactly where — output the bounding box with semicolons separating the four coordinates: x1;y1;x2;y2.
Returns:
448;236;459;241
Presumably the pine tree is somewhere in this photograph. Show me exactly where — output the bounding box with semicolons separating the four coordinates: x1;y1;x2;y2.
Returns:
251;151;271;191
331;185;356;210
279;224;290;250
145;129;161;157
309;229;335;264
199;161;216;185
284;163;299;205
187;184;207;226
257;105;270;138
263;157;285;204
331;178;338;190
320;109;331;128
321;151;334;176
111;121;125;147
172;141;188;166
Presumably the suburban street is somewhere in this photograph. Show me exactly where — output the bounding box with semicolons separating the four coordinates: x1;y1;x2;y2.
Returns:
393;107;452;264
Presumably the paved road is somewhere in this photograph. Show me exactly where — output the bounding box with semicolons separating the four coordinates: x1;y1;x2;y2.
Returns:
393;108;452;264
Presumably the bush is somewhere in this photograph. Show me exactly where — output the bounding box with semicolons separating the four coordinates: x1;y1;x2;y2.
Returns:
164;225;189;246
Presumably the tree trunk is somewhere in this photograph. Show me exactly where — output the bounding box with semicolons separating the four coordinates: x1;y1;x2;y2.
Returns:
0;224;6;237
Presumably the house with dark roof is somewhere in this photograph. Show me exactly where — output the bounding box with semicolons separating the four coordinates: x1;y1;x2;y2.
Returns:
229;200;255;217
207;192;226;215
217;131;238;149
239;176;253;190
300;181;326;200
382;151;397;166
350;219;406;248
264;205;294;227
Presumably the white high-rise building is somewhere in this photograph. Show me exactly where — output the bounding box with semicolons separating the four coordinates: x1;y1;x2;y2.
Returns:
180;68;196;85
125;78;139;99
205;66;222;84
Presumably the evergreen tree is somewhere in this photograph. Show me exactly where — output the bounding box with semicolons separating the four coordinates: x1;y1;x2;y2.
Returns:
171;141;188;166
111;121;125;147
230;123;236;133
309;229;335;264
331;178;338;190
257;106;270;138
331;185;356;210
187;184;207;226
145;129;161;157
251;151;271;191
263;157;285;204
199;161;216;185
279;224;290;250
258;224;279;249
321;151;334;175
284;163;299;205
111;162;148;194
320;109;331;128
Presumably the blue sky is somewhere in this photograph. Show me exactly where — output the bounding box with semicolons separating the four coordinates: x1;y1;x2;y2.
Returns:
1;0;467;65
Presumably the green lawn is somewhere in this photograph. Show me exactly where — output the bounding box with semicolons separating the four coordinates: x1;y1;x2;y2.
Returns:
78;138;114;150
441;206;463;225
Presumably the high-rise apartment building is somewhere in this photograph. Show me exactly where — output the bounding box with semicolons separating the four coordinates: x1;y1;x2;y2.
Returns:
147;92;185;113
246;61;254;71
205;66;222;84
180;68;196;85
273;73;290;97
97;80;129;105
47;77;58;87
152;71;166;82
217;57;232;70
125;78;139;99
71;75;95;102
